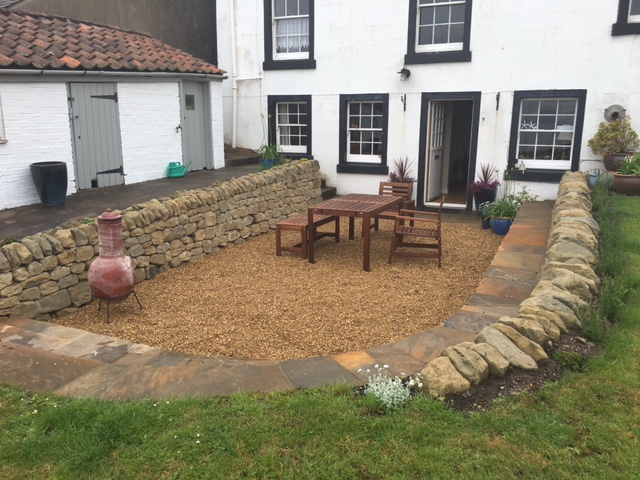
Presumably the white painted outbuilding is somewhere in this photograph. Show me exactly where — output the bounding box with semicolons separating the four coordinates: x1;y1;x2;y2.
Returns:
216;0;640;208
0;9;226;211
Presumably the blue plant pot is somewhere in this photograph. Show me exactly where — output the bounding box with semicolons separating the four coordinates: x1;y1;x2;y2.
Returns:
481;217;491;229
260;158;278;170
491;218;512;235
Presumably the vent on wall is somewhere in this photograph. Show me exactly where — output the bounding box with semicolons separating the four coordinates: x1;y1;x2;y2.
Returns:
604;105;626;122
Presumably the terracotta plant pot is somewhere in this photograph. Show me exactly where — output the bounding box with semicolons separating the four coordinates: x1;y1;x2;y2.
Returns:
613;174;640;196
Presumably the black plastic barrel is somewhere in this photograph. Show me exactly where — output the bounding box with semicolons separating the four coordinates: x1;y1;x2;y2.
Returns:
30;162;68;207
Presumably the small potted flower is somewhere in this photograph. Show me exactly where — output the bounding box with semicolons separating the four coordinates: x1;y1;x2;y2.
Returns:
467;163;500;215
479;201;493;229
257;143;284;170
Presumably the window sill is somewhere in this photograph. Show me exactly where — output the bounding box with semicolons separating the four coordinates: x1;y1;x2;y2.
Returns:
263;59;317;71
404;50;471;65
337;163;389;175
509;168;567;183
612;22;640;35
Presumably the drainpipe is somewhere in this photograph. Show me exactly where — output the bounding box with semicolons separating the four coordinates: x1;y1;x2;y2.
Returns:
229;0;239;148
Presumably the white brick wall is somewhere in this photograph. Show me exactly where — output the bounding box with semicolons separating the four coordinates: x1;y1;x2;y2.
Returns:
118;82;183;185
209;80;226;169
0;82;75;211
217;0;640;200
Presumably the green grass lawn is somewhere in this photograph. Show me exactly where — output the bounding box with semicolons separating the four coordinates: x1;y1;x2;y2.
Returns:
1;194;639;480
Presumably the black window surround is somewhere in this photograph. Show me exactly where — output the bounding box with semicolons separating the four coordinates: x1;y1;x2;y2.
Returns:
267;95;313;159
405;0;473;65
508;89;587;183
612;0;640;35
263;0;316;70
337;93;390;175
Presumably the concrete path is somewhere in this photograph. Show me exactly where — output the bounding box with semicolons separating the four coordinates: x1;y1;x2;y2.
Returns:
0;201;554;400
0;163;260;241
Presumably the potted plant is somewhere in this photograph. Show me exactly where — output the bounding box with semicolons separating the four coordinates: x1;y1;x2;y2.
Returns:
482;197;519;235
479;201;493;229
587;116;640;172
257;143;284;171
468;163;500;215
613;153;640;196
388;157;415;183
482;187;538;235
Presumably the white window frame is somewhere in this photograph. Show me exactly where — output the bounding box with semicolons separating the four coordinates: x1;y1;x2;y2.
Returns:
415;0;466;53
275;102;307;154
516;98;578;170
347;101;385;164
272;0;310;60
629;0;640;22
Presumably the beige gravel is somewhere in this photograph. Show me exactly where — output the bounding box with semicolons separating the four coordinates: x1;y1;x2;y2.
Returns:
54;217;502;360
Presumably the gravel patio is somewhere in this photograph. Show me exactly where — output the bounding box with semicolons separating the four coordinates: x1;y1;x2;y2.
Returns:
53;217;502;360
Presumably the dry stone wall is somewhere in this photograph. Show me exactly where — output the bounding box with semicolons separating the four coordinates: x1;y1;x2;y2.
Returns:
0;160;322;321
419;171;600;398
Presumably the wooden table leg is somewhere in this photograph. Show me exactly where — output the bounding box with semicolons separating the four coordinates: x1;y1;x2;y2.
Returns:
307;208;315;264
363;213;371;271
348;217;355;240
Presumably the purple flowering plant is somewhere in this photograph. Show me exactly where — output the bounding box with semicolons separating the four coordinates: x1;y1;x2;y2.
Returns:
388;157;415;183
467;163;501;193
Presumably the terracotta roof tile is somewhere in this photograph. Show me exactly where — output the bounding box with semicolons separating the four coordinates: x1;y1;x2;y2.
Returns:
0;8;224;75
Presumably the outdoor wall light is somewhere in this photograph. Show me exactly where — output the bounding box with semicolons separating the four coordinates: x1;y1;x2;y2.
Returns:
398;67;411;81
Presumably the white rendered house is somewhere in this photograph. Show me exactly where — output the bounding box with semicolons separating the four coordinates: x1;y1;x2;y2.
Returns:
217;0;640;208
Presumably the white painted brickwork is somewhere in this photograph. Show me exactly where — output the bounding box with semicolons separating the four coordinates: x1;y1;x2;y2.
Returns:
0;83;76;210
209;81;226;170
217;0;640;201
0;77;226;211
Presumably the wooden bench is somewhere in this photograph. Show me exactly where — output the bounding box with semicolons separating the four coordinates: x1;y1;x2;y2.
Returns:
276;214;340;258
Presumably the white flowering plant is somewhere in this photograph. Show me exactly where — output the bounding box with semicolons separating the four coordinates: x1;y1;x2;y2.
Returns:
357;364;423;411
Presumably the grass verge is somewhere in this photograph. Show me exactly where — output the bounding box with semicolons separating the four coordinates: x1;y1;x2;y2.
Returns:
1;194;639;479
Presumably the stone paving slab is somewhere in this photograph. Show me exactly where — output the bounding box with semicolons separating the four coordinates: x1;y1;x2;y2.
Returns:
279;357;360;389
444;310;499;333
1;342;101;393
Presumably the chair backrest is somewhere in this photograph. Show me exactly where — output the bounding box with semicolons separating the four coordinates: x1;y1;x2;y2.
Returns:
379;182;413;201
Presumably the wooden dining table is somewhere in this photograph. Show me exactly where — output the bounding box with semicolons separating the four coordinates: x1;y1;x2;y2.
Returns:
307;194;404;271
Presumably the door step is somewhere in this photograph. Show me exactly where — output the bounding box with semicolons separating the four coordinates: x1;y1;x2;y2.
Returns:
321;179;337;200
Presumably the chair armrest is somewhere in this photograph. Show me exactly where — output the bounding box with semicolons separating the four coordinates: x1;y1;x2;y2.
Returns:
394;213;440;227
398;209;439;219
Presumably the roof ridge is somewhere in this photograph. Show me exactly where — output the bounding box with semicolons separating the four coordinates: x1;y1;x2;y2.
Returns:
4;7;153;39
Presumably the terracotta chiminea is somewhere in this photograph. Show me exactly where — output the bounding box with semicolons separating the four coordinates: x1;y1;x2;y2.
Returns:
88;209;142;322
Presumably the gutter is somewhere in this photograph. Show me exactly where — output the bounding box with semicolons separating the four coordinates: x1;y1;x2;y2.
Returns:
0;69;228;81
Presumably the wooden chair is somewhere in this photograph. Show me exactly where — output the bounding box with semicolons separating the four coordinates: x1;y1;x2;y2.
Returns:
364;181;415;233
276;214;340;258
388;197;445;268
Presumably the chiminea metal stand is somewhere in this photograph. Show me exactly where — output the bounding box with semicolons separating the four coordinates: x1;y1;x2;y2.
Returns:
97;290;143;323
87;209;143;323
